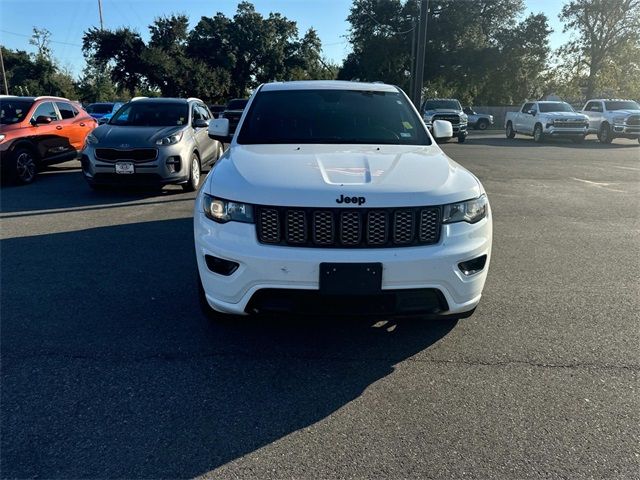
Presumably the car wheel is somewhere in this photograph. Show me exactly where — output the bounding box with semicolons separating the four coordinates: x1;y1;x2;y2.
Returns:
533;124;544;143
11;148;38;185
598;123;613;144
505;122;515;139
477;119;489;130
571;136;585;144
457;133;466;143
182;153;201;192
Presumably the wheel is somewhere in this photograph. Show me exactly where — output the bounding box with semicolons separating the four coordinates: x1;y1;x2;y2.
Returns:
457;133;466;143
505;122;515;139
477;119;489;131
571;136;585;144
182;153;201;192
597;123;613;144
533;124;544;143
10;147;38;185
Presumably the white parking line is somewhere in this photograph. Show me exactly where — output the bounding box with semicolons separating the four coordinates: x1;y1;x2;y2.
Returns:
571;177;627;193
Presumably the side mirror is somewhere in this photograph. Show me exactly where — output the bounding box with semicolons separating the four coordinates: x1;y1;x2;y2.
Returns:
432;119;453;139
34;115;52;125
528;109;536;116
208;118;232;142
193;118;209;129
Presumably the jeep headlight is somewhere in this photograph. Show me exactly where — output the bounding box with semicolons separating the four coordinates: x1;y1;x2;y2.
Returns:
203;194;254;223
156;131;183;146
86;133;99;144
612;116;626;124
442;195;488;224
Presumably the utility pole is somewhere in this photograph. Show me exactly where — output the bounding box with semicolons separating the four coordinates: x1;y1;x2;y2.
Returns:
409;16;416;100
98;0;104;30
0;45;8;95
411;0;429;109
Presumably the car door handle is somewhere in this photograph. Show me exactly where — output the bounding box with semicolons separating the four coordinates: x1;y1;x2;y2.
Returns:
79;122;85;127
56;125;63;130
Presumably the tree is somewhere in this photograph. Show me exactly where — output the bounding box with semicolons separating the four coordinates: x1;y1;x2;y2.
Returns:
558;0;640;100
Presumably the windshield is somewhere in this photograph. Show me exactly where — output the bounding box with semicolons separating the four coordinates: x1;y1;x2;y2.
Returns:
110;102;189;126
86;103;113;114
539;102;574;113
423;100;461;111
605;100;640;111
0;99;34;125
237;89;431;145
227;99;248;110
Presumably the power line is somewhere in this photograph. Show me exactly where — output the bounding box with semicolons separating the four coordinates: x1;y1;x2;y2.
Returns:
0;30;83;47
364;11;415;35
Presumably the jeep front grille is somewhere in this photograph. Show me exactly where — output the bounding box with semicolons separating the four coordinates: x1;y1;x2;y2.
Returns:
256;206;441;248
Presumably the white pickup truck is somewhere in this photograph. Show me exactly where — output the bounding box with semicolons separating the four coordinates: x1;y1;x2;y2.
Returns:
581;99;640;144
505;101;589;143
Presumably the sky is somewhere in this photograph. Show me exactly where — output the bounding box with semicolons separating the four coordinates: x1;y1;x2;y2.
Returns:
0;0;570;78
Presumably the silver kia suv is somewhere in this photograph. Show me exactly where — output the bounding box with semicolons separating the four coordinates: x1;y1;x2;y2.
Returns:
81;97;223;191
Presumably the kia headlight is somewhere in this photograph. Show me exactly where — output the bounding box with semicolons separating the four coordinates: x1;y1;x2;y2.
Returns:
156;131;183;146
86;133;99;144
442;195;488;224
203;194;254;223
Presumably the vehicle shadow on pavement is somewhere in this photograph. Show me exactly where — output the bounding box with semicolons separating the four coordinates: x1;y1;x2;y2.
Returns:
0;166;190;215
1;217;456;478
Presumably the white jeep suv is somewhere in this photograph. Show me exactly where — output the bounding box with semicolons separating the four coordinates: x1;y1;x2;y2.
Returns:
195;81;492;319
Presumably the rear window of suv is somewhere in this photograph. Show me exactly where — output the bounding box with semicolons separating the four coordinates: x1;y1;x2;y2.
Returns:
237;89;431;146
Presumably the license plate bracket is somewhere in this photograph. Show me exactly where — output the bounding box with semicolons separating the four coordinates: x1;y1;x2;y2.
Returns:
115;162;134;174
319;262;382;295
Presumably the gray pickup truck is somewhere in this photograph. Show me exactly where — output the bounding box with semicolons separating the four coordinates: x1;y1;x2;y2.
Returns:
463;107;494;130
421;98;468;143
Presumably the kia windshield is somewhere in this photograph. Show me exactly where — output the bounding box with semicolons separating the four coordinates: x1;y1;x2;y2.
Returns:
110;102;189;126
237;89;431;145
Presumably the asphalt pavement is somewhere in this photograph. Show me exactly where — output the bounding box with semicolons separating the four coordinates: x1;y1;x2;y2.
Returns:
1;133;639;479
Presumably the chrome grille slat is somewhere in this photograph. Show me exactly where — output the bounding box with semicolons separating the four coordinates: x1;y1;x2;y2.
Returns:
256;206;440;248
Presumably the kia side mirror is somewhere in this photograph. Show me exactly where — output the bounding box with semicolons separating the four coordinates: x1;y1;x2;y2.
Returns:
432;119;453;139
208;118;232;142
193;118;209;129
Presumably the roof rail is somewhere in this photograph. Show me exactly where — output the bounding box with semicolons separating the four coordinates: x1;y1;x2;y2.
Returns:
187;97;204;103
34;95;69;101
131;96;147;102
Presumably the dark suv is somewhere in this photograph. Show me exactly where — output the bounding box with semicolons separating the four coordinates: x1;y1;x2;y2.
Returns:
81;97;223;191
0;96;97;184
219;98;249;135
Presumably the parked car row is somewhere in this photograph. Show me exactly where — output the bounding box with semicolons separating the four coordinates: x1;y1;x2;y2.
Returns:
505;98;640;144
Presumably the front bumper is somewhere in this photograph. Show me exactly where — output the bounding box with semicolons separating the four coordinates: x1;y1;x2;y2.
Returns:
612;124;640;138
194;201;492;317
81;144;190;186
543;126;587;136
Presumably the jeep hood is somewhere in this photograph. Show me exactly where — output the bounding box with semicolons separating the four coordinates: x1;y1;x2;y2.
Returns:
206;144;482;207
91;124;185;146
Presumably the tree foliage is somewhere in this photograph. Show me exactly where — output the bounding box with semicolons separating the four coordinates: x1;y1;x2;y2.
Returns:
82;2;334;102
339;0;552;105
557;0;640;100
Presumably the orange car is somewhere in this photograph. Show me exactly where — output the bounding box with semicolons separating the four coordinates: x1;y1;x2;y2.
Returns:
0;96;97;184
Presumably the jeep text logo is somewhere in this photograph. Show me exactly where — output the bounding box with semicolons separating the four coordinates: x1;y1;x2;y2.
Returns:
336;194;366;205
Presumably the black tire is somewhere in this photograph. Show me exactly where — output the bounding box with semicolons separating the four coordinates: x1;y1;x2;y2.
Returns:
10;147;38;185
182;153;201;192
533;124;544;143
477;119;489;131
457;133;466;143
571;136;585;144
505;122;516;139
597;123;613;144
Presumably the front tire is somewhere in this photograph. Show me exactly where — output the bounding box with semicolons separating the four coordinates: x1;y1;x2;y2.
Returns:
457;133;466;143
505;122;516;139
182;153;201;192
598;123;613;144
477;119;489;131
10;148;38;185
533;124;544;143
